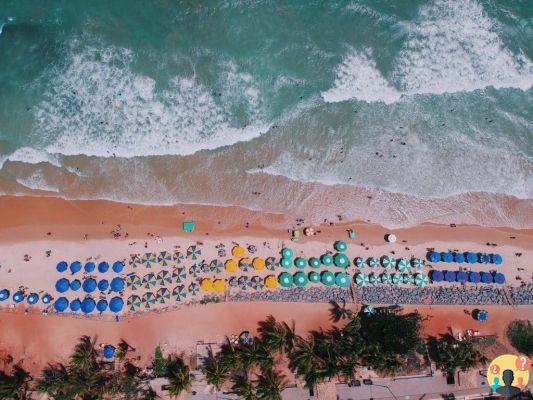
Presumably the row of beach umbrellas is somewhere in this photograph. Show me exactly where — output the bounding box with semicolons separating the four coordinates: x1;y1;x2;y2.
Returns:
131;246;202;268
0;289;52;305
280;247;351;269
55;277;125;294
54;296;124;313
278;271;350;288
355;272;430;287
430;270;506;285
56;261;124;274
427;252;502;265
126;268;188;290
355;256;425;270
127;285;189;311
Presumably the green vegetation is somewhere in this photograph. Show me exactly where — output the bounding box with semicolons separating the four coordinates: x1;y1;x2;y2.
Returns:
0;365;32;400
507;320;533;356
429;334;486;378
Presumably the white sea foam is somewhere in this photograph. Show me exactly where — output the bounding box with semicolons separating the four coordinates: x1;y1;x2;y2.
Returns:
34;42;269;158
15;170;60;193
6;147;62;168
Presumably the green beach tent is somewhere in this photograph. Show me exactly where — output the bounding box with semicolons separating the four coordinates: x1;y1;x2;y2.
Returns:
381;272;391;284
182;221;195;232
355;273;370;287
321;253;333;266
415;273;430;287
321;271;335;286
280;258;292;269
293;272;308;287
355;257;366;268
397;258;411;273
381;255;396;269
335;272;350;288
334;240;348;252
333;253;350;268
391;273;402;285
281;248;294;259
369;272;381;285
309;257;321;269
295;257;307;269
278;272;293;288
308;271;320;283
368;257;380;268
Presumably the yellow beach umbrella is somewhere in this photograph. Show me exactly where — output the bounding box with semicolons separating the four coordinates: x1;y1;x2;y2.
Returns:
225;259;238;272
253;257;265;271
201;278;213;292
213;279;226;294
264;275;278;290
232;246;245;258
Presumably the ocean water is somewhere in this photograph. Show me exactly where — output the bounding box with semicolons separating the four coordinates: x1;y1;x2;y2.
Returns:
0;0;532;228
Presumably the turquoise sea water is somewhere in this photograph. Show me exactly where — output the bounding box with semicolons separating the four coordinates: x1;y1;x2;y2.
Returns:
0;0;532;227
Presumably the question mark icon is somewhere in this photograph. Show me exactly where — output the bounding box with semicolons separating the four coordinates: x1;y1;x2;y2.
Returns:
515;355;531;372
490;363;500;374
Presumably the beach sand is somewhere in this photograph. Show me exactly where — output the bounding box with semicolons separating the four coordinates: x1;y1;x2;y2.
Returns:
0;195;532;375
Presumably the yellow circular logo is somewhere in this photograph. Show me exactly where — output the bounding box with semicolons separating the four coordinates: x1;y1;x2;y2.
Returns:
487;354;530;395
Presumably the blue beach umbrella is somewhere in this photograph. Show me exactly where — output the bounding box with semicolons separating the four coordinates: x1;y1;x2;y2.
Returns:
70;279;81;291
112;261;124;273
109;297;124;313
454;253;465;263
0;289;9;301
479;253;490;264
98;261;109;273
27;293;39;304
469;271;481;284
481;272;493;284
54;297;69;312
55;278;70;293
70;299;81;312
81;298;96;314
103;345;115;359
97;299;108;312
444;271;456;283
56;261;68;273
42;293;51;304
493;273;506;285
491;254;503;265
70;261;82;274
442;252;453;263
110;277;125;292
475;309;489;322
83;278;97;293
431;270;444;283
13;292;24;303
427;252;441;263
456;271;468;284
84;262;95;272
98;279;109;291
466;252;478;264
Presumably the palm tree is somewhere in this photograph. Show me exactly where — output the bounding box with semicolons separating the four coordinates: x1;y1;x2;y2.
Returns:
328;300;353;323
254;369;288;400
0;365;32;399
200;348;230;398
433;336;486;378
70;336;99;373
230;374;257;400
257;315;296;354
36;363;72;400
288;336;323;390
166;355;192;398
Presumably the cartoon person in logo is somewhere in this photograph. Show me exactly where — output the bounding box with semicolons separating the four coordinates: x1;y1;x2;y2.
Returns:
487;354;530;397
496;369;521;396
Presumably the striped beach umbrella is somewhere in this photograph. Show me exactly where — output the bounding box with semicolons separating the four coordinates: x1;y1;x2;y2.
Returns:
403;274;414;285
309;257;321;269
239;258;252;272
381;272;391;284
252;258;265;271
427;251;441;263
126;274;142;290
391;273;402;285
321;254;333;266
431;270;444;282
334;241;348;252
56;261;68;273
158;251;173;267
481;272;493;284
201;278;213;292
442;252;453;263
172;285;187;301
232;246;245;258
188;283;199;296
187;245;201;260
479;253;490;264
137;253;148;267
225;259;238;273
414;273;430;287
145;254;158;268
295;257;307;269
200;262;210;274
397;258;411;273
493;273;505;285
96;300;108;312
456;271;468;284
251;276;265;290
70;261;82;274
189;264;199;277
381;255;395;269
355;257;366;268
127;295;142;312
411;258;425;269
355;273;369;287
84;262;96;273
228;277;239;287
454;253;465;263
369;272;381;285
335;272;350;288
308;271;320;283
0;289;9;301
27;293;39;305
368;257;380;268
130;255;141;268
294;272;308;287
264;275;278;289
280;258;292;269
142;272;157;289
363;305;376;315
172;267;187;283
491;254;503;265
265;257;278;270
321;271;335;286
333;253;350;268
281;248;294;259
279;272;293;288
156;270;172;285
112;261;124;273
444;271;456;283
173;251;184;264
469;271;481;284
142;292;157;309
466;252;478;264
238;276;250;290
210;259;224;273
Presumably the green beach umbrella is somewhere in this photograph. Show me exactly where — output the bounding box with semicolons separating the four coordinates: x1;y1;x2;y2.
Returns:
363;305;376;315
279;272;293;288
295;257;307;269
369;272;381;285
411;258;425;269
381;272;391;284
294;272;308;287
403;274;414;285
334;240;348;252
355;273;370;287
335;272;350;288
333;253;350;268
309;257;321;269
321;254;333;266
321;271;335;286
308;271;320;283
280;258;292;269
281;248;294;259
355;257;366;268
368;257;380;268
414;273;430;287
397;258;411;273
381;255;396;269
391;273;402;285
